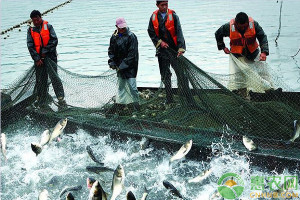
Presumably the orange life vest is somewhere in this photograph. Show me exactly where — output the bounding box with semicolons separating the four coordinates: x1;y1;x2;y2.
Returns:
30;20;50;54
229;17;258;54
152;9;178;46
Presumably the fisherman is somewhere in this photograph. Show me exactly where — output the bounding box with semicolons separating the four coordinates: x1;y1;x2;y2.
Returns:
27;10;67;109
215;12;272;98
147;0;196;106
107;17;139;115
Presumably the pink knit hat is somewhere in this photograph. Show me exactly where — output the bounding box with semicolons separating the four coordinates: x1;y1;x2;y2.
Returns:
116;17;127;28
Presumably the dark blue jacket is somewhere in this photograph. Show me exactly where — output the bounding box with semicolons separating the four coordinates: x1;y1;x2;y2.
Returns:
108;28;139;79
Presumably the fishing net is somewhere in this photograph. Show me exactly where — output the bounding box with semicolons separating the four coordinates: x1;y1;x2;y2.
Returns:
1;49;300;162
228;54;274;92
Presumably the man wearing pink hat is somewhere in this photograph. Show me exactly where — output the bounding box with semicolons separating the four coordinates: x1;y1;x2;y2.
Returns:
107;17;139;115
148;0;196;107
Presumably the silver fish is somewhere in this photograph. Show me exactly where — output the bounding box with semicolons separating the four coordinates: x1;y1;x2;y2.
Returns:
87;177;97;189
140;138;150;150
170;139;193;163
45;175;60;186
163;180;183;199
38;189;49;200
31;129;51;156
188;168;213;183
86;145;104;165
59;185;82;198
242;136;257;151
1;133;7;161
290;120;300;143
140;186;150;200
88;180;108;200
209;190;223;200
111;164;125;200
49;118;68;143
40;129;51;146
86;166;114;174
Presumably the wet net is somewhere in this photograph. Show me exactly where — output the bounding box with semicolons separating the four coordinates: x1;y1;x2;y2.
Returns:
1;48;300;162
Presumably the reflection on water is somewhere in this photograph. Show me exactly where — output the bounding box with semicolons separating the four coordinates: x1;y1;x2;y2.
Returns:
1;0;300;90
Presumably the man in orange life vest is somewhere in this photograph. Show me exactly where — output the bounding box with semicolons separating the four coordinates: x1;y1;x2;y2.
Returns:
27;10;66;109
148;0;196;106
215;12;270;97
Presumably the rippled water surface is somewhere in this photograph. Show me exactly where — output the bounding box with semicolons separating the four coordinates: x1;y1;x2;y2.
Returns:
1;0;300;90
1;1;300;199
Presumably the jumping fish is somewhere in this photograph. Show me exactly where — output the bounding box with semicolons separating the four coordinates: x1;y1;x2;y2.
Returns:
1;133;7;161
242;136;257;151
290;120;300;143
49;118;68;143
88;180;108;200
59;185;82;198
140;186;150;200
87;177;97;189
139;138;150;150
31;129;51;156
110;164;125;200
31;142;43;156
39;129;51;146
86;145;104;165
38;189;49;200
86;166;114;174
188;168;213;183
209;190;223;200
163;180;184;199
170;139;193;163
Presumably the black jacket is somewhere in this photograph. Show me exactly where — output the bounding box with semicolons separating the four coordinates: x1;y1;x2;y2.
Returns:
27;20;58;63
215;20;269;60
148;10;186;52
108;28;139;79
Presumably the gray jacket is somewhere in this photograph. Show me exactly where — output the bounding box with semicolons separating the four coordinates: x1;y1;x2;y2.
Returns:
148;10;186;52
27;20;58;62
108;28;139;79
215;20;269;60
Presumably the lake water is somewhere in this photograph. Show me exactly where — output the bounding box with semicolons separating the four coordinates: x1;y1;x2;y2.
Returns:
1;1;300;199
1;0;300;90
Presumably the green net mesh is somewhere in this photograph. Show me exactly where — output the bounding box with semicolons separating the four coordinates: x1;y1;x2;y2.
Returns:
1;49;300;162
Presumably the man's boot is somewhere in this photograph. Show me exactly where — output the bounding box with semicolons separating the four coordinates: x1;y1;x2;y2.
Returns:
164;80;174;104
